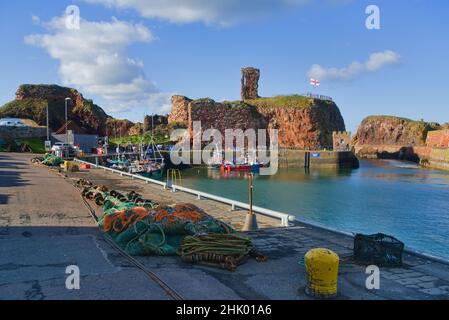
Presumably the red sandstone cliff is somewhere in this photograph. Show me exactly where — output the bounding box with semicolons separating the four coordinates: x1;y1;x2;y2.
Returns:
168;95;346;149
105;119;144;137
353;116;442;159
0;84;162;137
0;84;109;135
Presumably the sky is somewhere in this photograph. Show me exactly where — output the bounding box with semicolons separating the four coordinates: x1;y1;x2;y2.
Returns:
0;0;448;132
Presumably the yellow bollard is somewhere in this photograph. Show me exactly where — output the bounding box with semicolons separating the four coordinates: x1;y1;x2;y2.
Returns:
64;160;72;171
63;161;79;172
304;248;339;298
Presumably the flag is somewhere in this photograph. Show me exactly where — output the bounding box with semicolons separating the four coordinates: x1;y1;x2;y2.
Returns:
310;78;320;86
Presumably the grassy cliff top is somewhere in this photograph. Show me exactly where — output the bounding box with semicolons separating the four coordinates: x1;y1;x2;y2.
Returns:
191;98;252;109
245;95;335;109
363;115;416;123
0;98;48;120
18;83;73;90
190;95;335;109
0;95;108;133
362;115;441;129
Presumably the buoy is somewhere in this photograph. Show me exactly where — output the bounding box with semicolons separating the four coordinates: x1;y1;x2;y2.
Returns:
304;248;339;298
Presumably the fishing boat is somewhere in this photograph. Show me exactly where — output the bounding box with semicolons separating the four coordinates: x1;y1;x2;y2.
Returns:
106;154;130;171
127;159;164;178
107;115;165;178
219;149;265;172
107;150;164;178
220;162;261;172
133;135;165;179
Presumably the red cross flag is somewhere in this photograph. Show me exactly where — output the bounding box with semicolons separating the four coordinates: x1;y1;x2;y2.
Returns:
310;78;320;86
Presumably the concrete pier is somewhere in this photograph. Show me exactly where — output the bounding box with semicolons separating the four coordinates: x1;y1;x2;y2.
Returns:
1;152;449;300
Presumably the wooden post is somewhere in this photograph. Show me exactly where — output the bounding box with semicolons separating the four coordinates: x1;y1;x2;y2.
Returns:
242;173;258;231
249;173;253;214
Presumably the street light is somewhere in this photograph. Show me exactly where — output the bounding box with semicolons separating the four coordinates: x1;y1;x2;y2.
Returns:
46;102;49;141
65;98;71;143
44;102;51;152
65;97;71;158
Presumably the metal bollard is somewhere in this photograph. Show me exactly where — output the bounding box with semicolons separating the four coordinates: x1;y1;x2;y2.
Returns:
304;248;339;298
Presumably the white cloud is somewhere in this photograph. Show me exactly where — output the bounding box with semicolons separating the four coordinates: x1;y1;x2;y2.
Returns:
307;50;401;81
31;15;41;25
365;51;401;71
85;0;311;26
25;14;170;118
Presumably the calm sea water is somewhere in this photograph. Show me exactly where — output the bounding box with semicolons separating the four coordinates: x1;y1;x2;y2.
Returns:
165;160;449;260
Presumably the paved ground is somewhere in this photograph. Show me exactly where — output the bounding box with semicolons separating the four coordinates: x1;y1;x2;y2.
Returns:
1;152;449;300
0;153;171;299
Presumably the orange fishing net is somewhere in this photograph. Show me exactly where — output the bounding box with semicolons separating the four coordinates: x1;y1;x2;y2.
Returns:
152;204;204;223
103;206;149;232
174;203;203;212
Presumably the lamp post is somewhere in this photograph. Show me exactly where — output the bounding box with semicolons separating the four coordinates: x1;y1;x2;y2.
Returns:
46;102;49;141
65;97;71;158
44;102;51;152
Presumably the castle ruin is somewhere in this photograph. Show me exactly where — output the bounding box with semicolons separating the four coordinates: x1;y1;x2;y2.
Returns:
241;67;260;100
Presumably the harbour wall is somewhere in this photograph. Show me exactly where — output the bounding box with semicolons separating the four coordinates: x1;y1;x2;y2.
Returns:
278;149;358;169
354;144;449;171
161;149;359;169
354;129;449;171
427;148;449;171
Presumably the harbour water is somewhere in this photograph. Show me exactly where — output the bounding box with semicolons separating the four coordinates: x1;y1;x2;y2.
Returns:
165;160;449;260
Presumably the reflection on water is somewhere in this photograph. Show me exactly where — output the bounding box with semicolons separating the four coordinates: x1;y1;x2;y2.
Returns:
171;160;449;260
201;166;352;182
360;160;449;186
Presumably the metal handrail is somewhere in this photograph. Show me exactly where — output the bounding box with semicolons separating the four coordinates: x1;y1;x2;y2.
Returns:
73;157;293;226
73;158;166;187
170;184;294;226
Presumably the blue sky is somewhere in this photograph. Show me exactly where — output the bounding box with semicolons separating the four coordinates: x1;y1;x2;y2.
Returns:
0;0;448;132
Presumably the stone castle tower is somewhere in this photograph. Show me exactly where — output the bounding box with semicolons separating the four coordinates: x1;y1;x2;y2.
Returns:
241;67;260;100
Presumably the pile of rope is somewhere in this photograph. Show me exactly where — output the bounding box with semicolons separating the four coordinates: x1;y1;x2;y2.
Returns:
76;178;267;270
34;153;63;166
178;234;257;271
30;156;44;164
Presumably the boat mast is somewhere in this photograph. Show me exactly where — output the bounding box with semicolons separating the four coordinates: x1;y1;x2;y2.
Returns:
143;114;164;164
140;113;145;160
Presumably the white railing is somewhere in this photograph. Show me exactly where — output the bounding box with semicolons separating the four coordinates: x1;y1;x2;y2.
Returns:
73;158;449;265
169;183;295;226
73;158;165;187
305;92;333;101
73;158;294;226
